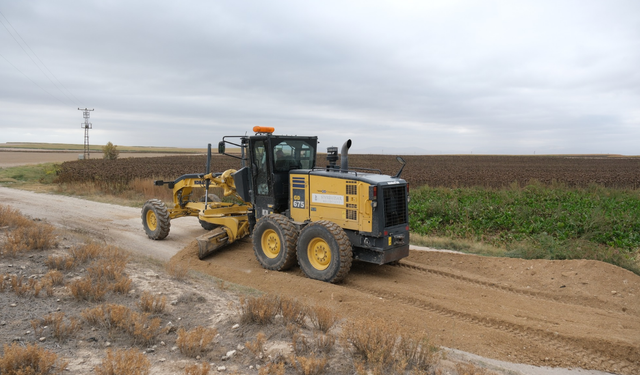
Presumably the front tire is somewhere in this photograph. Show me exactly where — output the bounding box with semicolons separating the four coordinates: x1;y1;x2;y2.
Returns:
297;221;352;283
142;199;171;240
252;214;299;271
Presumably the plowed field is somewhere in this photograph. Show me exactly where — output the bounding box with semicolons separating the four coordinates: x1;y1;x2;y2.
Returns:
172;240;640;375
55;154;640;189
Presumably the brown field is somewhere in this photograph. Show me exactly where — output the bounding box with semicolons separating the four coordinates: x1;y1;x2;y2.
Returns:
0;151;200;168
0;142;206;153
54;153;640;189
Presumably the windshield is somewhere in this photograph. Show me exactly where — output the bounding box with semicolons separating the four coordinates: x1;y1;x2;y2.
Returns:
273;140;315;172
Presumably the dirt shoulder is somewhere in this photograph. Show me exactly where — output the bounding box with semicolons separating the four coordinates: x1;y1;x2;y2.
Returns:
0;186;201;260
1;186;637;374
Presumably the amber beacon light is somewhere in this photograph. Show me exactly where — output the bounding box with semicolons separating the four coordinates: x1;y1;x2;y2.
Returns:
253;126;275;134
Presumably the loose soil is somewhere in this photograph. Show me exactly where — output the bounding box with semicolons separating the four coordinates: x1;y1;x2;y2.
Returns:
173;243;639;375
1;186;638;374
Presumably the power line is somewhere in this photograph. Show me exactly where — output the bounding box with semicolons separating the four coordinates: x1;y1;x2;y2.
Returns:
0;51;69;106
0;11;80;106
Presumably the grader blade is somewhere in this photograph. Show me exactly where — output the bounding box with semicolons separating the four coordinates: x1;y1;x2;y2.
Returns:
196;227;229;259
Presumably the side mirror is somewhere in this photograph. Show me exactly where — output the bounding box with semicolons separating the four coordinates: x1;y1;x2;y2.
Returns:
218;141;225;154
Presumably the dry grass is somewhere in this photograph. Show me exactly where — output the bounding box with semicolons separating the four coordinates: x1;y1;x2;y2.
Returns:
81;304;166;346
10;275;31;297
5;275;51;298
258;362;286;375
95;348;151;375
184;362;210;375
45;255;75;271
308;305;339;333
245;331;267;358
87;257;127;281
31;312;81;343
0;205;57;257
68;276;108;301
45;270;64;286
2;223;57;256
291;354;328;375
455;363;499;375
63;244;132;300
69;243;104;264
138;291;166;313
0;342;68;375
112;275;132;294
43;279;54;297
279;296;307;326
54;177;174;205
342;316;438;374
130;178;174;202
291;331;311;356
176;326;218;357
239;294;280;325
0;205;33;228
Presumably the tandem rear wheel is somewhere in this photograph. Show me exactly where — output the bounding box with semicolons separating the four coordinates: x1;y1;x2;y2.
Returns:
297;220;353;283
252;214;299;271
252;217;354;283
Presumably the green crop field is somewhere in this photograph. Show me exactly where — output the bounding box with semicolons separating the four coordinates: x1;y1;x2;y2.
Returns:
409;183;640;273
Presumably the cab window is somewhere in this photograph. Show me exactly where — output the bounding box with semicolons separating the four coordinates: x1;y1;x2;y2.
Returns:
273;141;315;172
253;140;269;195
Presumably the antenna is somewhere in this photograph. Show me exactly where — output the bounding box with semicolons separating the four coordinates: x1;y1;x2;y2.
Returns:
78;108;94;159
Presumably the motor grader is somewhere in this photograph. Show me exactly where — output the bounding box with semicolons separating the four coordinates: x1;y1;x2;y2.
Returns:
141;127;410;283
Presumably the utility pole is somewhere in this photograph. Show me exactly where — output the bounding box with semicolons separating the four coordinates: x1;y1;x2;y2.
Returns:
78;108;94;159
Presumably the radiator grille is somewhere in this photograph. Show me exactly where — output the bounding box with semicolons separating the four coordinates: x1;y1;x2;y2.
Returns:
383;185;407;227
346;183;357;196
346;210;357;220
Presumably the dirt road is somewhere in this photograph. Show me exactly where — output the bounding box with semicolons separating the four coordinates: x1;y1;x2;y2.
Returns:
0;186;202;260
1;186;638;374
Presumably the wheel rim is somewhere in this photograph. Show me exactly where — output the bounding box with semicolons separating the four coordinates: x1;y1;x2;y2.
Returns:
261;229;281;259
307;238;331;270
146;210;158;231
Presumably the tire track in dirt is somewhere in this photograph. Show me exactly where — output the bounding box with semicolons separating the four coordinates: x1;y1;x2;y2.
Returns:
396;260;620;313
346;282;637;374
171;240;639;375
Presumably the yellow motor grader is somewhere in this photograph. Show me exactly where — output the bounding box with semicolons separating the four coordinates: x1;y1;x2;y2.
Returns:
142;127;410;283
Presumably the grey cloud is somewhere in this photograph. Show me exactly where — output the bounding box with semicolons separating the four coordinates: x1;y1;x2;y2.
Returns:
0;0;639;154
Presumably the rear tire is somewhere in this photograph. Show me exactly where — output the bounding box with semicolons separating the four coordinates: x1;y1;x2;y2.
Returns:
199;194;221;231
297;220;352;283
142;199;170;240
252;214;298;271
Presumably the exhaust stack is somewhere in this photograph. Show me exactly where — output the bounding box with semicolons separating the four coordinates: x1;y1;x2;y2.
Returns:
341;139;352;172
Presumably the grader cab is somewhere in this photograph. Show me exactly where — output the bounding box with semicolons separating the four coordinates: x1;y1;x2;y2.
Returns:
142;127;410;283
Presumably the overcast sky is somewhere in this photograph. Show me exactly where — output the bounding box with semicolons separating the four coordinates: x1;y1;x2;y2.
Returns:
1;1;638;154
